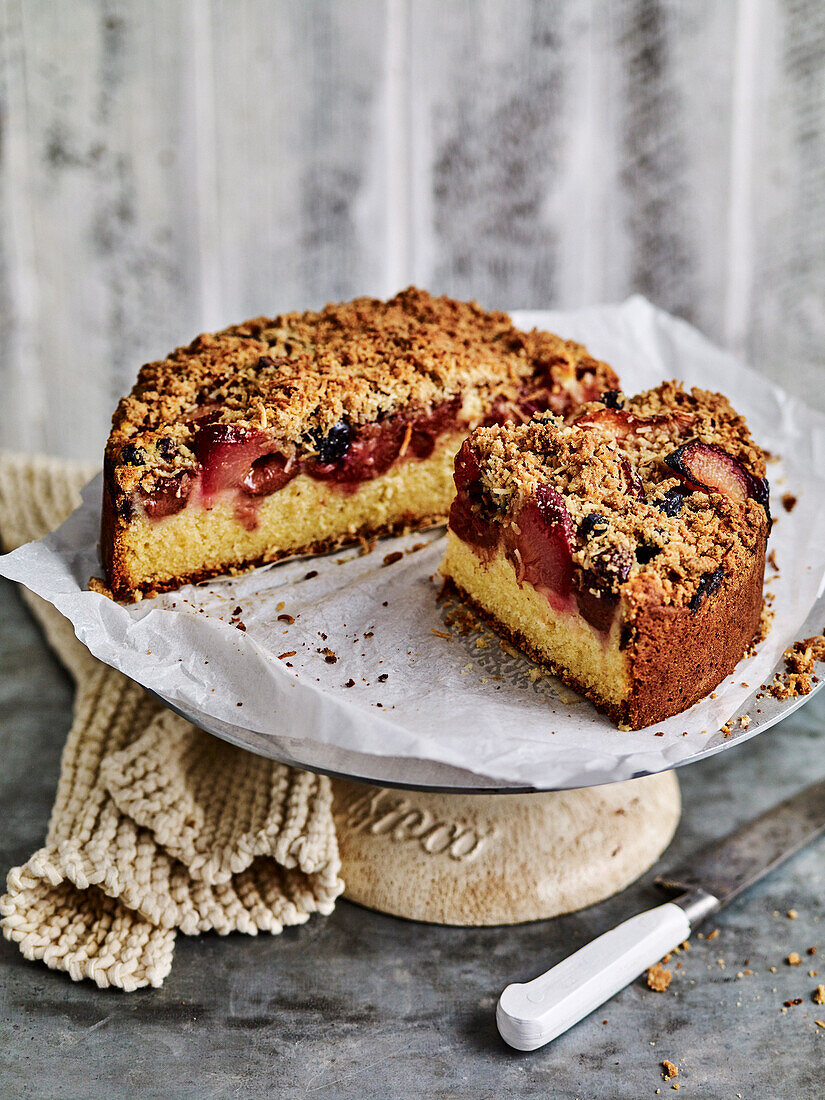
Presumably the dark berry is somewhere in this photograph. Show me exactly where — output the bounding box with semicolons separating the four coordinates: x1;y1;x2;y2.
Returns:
652;487;686;517
601;390;624;409
157;437;176;461
580;513;609;539
689;567;725;611
635;543;660;565
591;546;634;588
257;355;278;370
121;443;147;466
311;420;352;465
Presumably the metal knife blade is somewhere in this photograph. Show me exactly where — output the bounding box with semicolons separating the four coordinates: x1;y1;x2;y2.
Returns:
655;776;825;911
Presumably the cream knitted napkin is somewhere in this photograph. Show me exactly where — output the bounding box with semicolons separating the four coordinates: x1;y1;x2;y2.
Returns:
0;453;342;990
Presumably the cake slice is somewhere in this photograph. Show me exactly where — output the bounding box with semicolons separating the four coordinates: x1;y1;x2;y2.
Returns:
440;382;770;729
102;288;618;600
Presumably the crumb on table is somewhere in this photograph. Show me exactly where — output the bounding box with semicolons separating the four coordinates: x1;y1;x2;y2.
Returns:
647;963;673;992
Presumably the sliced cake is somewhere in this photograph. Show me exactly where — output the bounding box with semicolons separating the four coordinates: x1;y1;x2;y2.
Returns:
440;382;770;729
102;288;618;600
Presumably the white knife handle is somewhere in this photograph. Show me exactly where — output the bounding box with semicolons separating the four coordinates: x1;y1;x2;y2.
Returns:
497;902;691;1051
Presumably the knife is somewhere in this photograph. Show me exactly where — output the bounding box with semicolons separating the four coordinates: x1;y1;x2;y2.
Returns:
497;776;825;1051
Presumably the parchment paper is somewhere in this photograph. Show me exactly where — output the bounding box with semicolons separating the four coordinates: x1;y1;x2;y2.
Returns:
3;297;825;788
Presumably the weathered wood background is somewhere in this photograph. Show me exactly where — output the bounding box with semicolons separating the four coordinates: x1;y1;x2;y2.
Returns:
1;1;823;460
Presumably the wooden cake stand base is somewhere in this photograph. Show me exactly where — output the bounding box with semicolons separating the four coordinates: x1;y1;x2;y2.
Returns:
332;771;680;926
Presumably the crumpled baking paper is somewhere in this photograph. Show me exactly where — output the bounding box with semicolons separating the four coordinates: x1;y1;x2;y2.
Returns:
3;297;825;789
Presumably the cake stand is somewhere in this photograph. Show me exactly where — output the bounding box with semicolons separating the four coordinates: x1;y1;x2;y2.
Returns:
158;591;825;927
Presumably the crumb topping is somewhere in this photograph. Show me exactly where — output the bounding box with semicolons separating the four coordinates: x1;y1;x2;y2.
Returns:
106;287;617;496
463;381;770;609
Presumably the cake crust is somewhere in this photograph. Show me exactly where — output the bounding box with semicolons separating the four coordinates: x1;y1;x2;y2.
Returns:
621;540;766;727
105;287;617;503
102;289;619;600
461;381;768;610
441;381;771;729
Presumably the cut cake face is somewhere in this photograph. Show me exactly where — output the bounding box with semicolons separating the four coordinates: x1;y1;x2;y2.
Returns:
102;288;618;600
441;382;771;729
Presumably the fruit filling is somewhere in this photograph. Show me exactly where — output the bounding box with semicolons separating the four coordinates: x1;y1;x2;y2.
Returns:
133;379;618;530
135;397;467;527
449;442;619;632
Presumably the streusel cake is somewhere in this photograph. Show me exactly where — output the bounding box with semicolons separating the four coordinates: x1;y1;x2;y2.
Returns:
440;382;770;729
102;288;618;600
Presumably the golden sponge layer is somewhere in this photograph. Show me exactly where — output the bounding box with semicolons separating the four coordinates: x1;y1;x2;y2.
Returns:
441;532;631;713
108;433;465;599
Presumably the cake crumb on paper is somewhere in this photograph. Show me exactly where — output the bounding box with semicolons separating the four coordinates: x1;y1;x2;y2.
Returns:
88;577;114;600
813;984;825;1005
767;633;825;700
787;952;802;966
662;1060;678;1079
782;492;797;513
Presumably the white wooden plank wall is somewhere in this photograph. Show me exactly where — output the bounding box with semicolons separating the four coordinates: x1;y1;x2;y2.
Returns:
1;0;823;461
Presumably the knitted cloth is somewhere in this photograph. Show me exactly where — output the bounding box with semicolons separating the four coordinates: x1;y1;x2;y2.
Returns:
0;453;342;990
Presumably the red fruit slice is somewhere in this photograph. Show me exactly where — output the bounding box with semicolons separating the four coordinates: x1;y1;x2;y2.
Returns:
241;453;298;497
448;441;499;551
509;484;574;611
306;419;400;484
453;438;482;493
139;472;193;520
574;585;619;634
574;408;641;438
448;489;500;552
193;424;272;500
345;420;405;481
306;399;460;487
664;442;770;519
575;407;695;439
406;396;462;459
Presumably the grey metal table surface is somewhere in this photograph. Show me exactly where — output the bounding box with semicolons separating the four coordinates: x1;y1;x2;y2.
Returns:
1;577;823;1100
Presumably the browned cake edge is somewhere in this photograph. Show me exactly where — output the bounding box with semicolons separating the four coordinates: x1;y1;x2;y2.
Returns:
623;534;767;729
